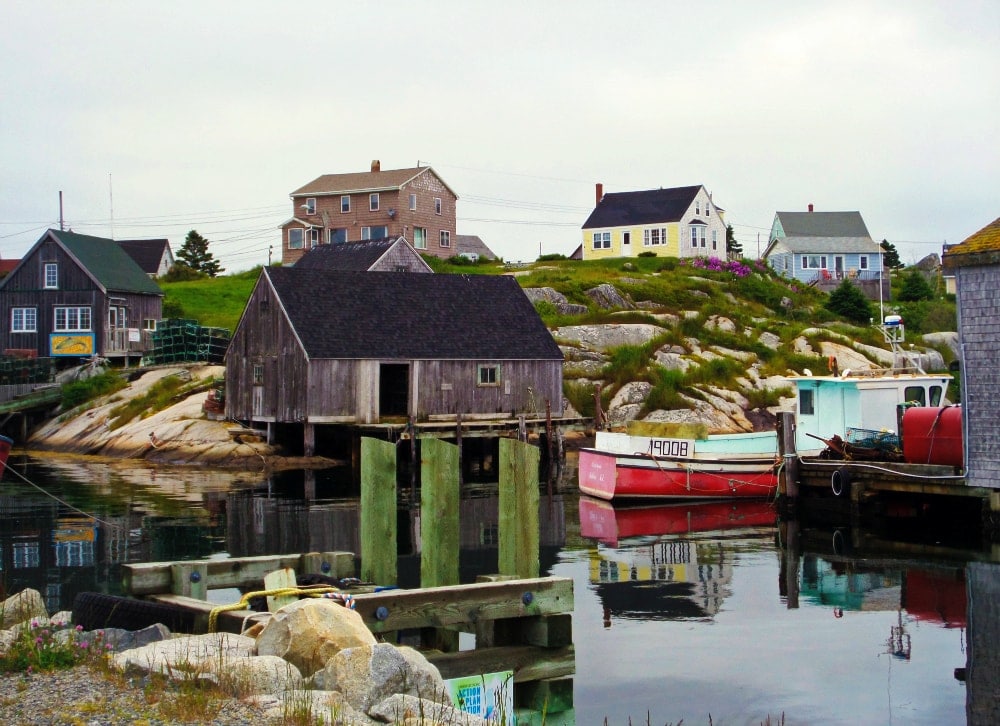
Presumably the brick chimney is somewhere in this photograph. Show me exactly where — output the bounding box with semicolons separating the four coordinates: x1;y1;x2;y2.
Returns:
596;183;604;207
371;160;381;172
808;203;814;212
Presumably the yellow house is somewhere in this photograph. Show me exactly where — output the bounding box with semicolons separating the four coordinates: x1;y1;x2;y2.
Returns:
581;184;727;260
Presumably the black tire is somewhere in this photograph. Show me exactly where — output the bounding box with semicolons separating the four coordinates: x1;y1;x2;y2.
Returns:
831;468;851;497
72;592;197;633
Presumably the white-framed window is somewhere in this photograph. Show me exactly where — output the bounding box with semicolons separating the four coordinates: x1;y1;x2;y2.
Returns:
712;229;718;250
859;255;869;270
695;201;701;215
706;204;711;217
623;231;631;246
440;230;451;247
362;225;388;240
12;307;36;333
644;228;665;246
690;225;706;248
304;197;316;215
44;263;58;289
328;228;347;244
413;227;427;249
143;319;157;331
435;198;442;215
288;229;304;249
801;255;828;270
477;364;500;386
309;228;320;247
409;193;417;211
252;364;264;385
54;306;92;332
593;231;611;249
369;193;379;211
341;195;351;213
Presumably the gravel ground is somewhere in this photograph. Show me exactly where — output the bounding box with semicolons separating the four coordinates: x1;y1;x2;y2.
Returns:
0;665;273;725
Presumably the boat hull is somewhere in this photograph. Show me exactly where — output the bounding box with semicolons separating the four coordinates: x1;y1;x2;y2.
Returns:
578;446;778;501
0;434;11;479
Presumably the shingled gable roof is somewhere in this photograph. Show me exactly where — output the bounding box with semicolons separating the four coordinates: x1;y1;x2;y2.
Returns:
263;267;562;360
117;239;171;275
291;166;457;199
0;230;161;295
292;237;433;272
775;211;871;238
582;185;702;229
942;217;1000;269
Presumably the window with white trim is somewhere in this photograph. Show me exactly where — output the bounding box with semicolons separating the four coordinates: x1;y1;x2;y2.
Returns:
414;227;427;249
712;229;718;250
706;204;711;217
44;263;58;289
593;231;611;249
859;255;869;270
439;230;451;247
288;229;304;249
644;228;665;246
341;195;350;213
801;255;828;270
695;201;701;215
369;193;379;211
54;306;92;332
329;228;347;244
12;307;36;333
304;197;316;215
309;228;320;247
690;225;706;248
362;225;388;240
143;319;157;331
252;364;264;385
409;193;417;211
435;198;442;215
477;364;500;386
623;231;631;246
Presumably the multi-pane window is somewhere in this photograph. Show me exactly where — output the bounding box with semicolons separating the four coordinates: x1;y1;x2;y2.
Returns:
712;229;718;250
859;255;869;270
409;193;417;211
304;197;316;214
288;229;304;249
143;319;157;331
369;193;379;211
309;228;320;247
252;364;264;385
413;227;427;249
802;255;827;269
328;228;347;244
644;228;665;246
435;198;442;215
690;225;706;248
477;364;500;386
362;226;388;240
54;306;92;332
440;230;451;247
44;263;58;289
341;195;350;213
593;232;611;249
12;307;36;333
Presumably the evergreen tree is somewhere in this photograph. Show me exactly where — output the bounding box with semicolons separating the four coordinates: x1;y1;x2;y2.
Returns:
897;268;935;302
726;224;743;258
176;230;224;277
880;239;902;270
826;279;874;324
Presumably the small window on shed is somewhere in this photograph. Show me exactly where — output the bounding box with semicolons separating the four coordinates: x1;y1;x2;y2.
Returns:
477;364;500;386
253;364;264;385
143;319;157;331
799;388;815;416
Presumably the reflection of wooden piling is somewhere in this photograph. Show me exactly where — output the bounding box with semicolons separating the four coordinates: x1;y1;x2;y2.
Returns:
420;439;459;588
361;437;397;586
499;438;540;578
783;519;800;609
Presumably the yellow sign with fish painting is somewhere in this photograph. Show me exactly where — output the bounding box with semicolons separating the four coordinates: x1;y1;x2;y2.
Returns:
50;333;95;356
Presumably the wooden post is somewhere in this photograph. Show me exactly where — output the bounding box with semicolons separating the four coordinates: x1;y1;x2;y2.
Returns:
171;562;208;599
499;438;539;578
360;437;397;586
303;422;315;457
420;439;460;588
778;412;799;498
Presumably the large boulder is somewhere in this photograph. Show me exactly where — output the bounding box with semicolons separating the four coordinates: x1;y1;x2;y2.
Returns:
322;643;449;714
0;588;48;629
255;598;377;678
370;693;489;725
112;632;257;677
585;283;634;310
555;323;662;351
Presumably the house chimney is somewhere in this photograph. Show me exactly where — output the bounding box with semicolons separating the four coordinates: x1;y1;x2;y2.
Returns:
596;183;604;207
808;203;814;212
371;160;381;172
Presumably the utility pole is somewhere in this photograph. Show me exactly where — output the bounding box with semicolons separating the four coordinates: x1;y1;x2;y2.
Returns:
59;191;65;231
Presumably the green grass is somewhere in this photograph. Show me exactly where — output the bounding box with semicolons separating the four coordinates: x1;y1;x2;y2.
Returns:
158;266;260;331
60;370;128;410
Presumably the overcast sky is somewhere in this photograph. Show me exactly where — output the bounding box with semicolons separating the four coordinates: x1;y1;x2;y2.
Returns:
2;1;997;272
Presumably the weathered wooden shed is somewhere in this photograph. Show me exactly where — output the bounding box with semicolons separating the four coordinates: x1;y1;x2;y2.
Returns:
0;229;163;362
225;268;564;446
292;236;432;273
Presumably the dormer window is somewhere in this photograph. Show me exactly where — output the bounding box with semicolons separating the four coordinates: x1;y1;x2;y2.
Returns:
304;198;316;215
44;263;58;289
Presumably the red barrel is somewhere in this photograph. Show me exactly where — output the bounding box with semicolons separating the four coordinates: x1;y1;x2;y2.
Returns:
902;406;963;467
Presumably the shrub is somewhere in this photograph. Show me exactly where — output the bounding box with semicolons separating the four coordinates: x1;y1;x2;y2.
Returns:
825;280;874;324
0;620;107;673
61;370;127;410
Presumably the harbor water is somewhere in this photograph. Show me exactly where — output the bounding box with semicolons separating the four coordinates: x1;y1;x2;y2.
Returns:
1;451;990;724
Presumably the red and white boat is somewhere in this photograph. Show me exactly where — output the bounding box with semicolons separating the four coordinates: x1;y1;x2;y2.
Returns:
578;430;780;501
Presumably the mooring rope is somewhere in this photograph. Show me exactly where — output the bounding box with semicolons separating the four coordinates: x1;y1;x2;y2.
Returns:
207;586;356;632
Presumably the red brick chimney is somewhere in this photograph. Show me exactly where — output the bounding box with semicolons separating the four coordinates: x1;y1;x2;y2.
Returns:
596;183;604;207
808;203;814;212
371;160;381;172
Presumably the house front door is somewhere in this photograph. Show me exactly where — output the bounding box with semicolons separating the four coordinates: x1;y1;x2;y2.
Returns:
834;256;845;279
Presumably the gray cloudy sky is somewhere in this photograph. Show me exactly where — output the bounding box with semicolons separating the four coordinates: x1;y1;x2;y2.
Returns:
2;1;997;272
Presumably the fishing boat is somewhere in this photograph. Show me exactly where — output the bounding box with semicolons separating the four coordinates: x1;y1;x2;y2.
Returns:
579;363;954;501
0;433;12;478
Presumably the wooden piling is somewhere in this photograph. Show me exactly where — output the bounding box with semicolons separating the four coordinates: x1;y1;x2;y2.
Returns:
778;411;799;498
420;438;460;588
499;438;540;578
360;437;397;586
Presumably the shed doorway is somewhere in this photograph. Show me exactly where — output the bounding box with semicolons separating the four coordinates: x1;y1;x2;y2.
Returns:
379;363;409;418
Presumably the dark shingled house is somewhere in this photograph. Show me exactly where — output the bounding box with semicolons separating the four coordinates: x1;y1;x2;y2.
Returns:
117;238;175;277
225;268;563;447
0;229;163;361
292;237;432;272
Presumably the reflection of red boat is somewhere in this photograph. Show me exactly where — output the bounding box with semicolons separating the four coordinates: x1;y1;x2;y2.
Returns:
0;434;12;479
579;496;777;546
904;568;967;627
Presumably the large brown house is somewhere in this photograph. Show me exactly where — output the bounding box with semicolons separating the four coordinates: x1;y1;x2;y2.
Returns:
281;161;458;265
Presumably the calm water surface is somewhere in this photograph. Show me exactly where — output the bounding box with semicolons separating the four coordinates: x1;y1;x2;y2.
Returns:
0;451;986;725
